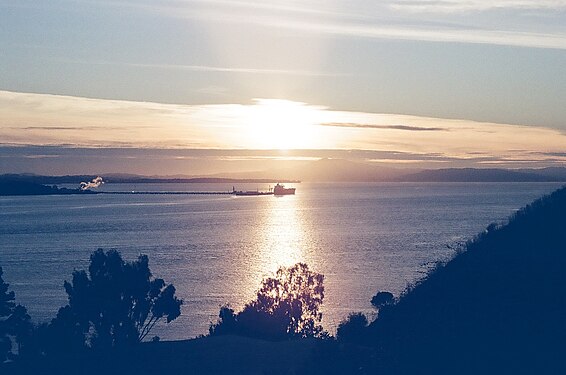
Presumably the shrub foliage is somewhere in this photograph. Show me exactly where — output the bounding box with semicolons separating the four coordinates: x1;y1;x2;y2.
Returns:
210;263;325;340
0;267;32;362
48;249;182;351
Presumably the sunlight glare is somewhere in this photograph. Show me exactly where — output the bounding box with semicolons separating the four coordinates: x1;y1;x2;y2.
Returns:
245;99;321;150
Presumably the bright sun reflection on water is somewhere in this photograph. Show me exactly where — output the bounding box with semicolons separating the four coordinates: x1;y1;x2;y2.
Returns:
240;191;311;301
259;195;305;270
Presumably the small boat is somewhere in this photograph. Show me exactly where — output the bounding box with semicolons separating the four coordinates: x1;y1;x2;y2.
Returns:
273;183;295;196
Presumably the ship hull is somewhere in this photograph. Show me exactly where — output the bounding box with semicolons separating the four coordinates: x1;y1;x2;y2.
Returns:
273;185;295;195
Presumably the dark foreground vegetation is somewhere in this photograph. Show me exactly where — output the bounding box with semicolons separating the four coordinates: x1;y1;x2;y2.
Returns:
209;263;327;340
2;185;566;374
362;185;566;374
1;250;182;374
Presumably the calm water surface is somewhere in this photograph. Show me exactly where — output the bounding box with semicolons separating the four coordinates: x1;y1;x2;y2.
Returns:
0;182;563;340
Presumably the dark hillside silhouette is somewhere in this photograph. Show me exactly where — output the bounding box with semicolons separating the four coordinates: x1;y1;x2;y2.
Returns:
366;185;566;374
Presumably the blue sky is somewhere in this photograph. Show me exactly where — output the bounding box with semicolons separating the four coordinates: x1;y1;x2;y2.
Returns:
1;1;566;174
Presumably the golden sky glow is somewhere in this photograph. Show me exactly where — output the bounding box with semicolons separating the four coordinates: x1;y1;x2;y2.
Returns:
1;90;565;169
3;0;566;134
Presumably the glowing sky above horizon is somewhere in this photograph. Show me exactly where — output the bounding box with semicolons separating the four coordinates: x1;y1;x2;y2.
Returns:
1;90;565;172
1;1;566;173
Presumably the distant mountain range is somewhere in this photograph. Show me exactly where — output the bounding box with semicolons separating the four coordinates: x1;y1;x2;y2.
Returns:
396;167;566;182
0;180;95;196
0;174;299;185
2;162;566;185
208;159;566;182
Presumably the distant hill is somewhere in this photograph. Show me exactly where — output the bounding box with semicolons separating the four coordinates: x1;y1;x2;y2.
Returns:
519;167;566;180
0;174;101;185
267;161;566;182
396;167;566;182
2;165;566;184
366;186;566;374
101;176;299;184
263;158;412;182
0;174;299;185
0;179;93;196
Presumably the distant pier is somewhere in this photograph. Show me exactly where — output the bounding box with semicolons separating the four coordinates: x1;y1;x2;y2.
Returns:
99;191;236;195
95;185;294;196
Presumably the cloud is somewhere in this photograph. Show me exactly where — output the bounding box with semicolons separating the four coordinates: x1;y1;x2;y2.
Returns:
14;126;157;131
6;0;566;50
386;0;566;13
272;19;566;50
61;59;346;77
321;122;447;132
530;151;566;157
2;90;566;170
95;0;566;17
92;0;566;50
19;126;88;130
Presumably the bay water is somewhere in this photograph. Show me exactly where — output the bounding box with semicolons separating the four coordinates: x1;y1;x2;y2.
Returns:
0;182;562;340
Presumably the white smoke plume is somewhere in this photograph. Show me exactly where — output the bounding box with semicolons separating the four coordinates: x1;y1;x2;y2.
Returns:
80;176;104;191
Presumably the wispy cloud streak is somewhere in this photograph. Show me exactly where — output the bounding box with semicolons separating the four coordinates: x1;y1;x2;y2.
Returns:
85;0;566;49
321;122;447;132
387;0;566;13
59;59;346;77
259;17;566;50
8;0;566;50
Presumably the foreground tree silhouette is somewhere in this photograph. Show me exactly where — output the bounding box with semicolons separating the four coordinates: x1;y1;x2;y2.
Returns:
210;263;325;340
0;266;16;362
0;267;32;362
49;249;182;351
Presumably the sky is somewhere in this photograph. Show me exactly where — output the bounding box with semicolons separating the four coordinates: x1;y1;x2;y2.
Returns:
1;0;566;174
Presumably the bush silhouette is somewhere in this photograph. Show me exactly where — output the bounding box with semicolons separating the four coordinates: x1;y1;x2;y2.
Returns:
0;267;32;362
336;312;368;343
210;263;325;340
47;249;182;351
371;291;394;309
335;292;393;344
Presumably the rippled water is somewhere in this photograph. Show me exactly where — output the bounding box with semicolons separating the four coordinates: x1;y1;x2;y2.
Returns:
0;182;562;340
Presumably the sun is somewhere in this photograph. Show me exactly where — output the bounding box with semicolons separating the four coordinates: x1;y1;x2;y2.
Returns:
244;99;321;150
